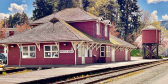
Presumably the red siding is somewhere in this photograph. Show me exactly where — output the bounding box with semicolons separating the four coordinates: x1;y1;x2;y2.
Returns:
115;50;125;61
70;21;95;37
70;21;109;40
0;45;4;53
8;42;75;65
142;30;160;44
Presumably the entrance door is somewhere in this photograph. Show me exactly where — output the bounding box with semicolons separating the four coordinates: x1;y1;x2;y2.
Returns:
125;50;128;61
111;49;115;62
81;45;85;64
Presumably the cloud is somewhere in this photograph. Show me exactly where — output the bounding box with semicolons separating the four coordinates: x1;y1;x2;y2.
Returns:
147;0;168;4
0;13;10;20
22;0;26;2
162;14;168;20
8;3;28;14
151;10;158;21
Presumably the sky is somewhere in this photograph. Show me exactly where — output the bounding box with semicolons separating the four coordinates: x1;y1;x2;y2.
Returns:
0;0;168;21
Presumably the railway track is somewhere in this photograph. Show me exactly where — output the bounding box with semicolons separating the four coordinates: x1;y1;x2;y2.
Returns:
55;60;168;84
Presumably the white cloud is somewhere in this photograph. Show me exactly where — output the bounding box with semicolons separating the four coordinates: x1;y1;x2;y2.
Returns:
151;10;158;21
160;20;163;21
147;0;168;4
8;3;28;14
0;13;10;20
22;0;26;2
162;14;168;20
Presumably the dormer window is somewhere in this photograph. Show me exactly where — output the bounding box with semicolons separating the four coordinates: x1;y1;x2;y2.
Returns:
105;24;107;37
96;22;100;35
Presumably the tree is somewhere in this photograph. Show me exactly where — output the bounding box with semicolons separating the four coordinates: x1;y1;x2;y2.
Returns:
0;20;7;40
16;22;32;33
33;0;54;20
109;22;119;37
7;12;28;28
117;0;141;42
88;0;120;23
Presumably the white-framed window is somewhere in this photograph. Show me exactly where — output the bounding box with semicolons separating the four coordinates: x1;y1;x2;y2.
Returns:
44;45;59;58
88;48;92;57
100;46;105;57
22;46;36;58
105;24;107;37
78;46;81;57
106;46;110;57
85;47;88;57
96;22;100;35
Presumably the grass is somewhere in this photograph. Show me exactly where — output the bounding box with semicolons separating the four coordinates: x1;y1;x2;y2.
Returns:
131;49;143;57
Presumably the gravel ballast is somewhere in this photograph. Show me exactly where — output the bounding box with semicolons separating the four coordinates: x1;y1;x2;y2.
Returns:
103;62;168;84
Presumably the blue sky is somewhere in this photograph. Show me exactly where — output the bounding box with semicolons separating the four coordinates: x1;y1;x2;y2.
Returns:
0;0;168;21
138;0;168;21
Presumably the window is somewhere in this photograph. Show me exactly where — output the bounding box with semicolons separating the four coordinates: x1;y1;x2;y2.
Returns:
44;45;59;58
96;22;100;35
105;25;107;37
106;46;110;57
85;47;88;57
22;46;36;58
78;47;81;57
88;49;92;57
100;46;105;57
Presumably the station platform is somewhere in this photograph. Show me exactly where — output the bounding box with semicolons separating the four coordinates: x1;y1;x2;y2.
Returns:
0;57;167;84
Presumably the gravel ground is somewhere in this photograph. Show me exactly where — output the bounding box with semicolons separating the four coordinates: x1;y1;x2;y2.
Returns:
102;63;168;84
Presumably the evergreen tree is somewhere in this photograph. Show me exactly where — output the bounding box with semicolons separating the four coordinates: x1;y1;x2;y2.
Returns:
33;0;54;20
117;0;140;42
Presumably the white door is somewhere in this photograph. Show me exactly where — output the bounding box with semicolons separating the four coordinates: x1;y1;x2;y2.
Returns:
81;45;85;64
125;50;128;61
111;49;115;62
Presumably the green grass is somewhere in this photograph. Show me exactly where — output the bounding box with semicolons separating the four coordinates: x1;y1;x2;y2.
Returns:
131;49;143;57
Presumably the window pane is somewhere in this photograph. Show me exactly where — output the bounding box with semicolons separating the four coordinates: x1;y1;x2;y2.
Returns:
101;47;104;51
52;46;57;51
45;52;51;57
23;46;28;52
30;52;36;58
78;47;81;57
45;46;50;51
30;46;35;51
23;53;28;58
52;52;58;57
101;52;104;56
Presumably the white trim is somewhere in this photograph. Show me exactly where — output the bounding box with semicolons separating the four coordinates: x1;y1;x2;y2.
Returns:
105;24;107;37
44;45;59;58
100;46;105;57
96;44;102;51
35;43;40;51
111;48;115;62
106;46;110;57
96;22;100;35
22;45;36;59
125;49;128;61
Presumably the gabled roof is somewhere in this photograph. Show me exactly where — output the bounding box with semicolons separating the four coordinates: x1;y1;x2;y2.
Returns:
0;19;111;44
30;8;97;25
109;35;136;48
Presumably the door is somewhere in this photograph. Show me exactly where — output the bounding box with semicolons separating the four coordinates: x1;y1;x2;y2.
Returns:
81;45;85;64
111;49;115;62
125;50;128;61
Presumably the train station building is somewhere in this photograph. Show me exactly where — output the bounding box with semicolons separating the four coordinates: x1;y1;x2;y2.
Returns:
0;8;136;65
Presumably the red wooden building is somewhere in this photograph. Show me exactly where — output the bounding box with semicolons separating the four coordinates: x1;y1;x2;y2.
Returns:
0;8;136;65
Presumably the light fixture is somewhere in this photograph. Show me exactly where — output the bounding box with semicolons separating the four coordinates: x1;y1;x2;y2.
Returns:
63;43;67;46
11;45;15;47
